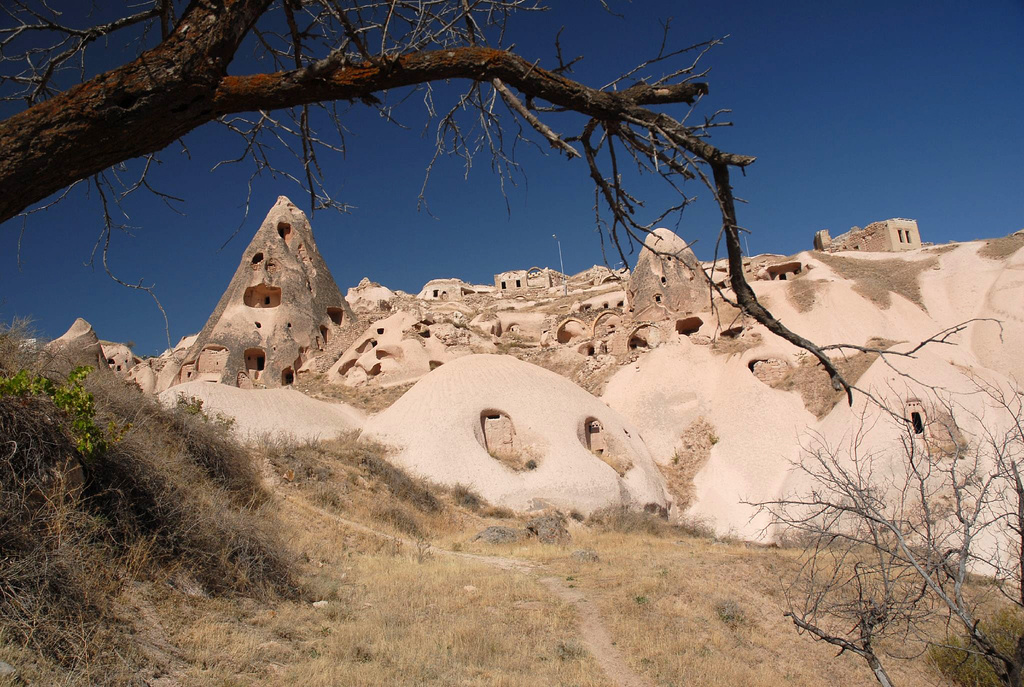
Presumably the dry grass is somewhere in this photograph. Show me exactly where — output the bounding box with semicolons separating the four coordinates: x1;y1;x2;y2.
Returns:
924;243;959;256
503;529;944;687
294;373;414;413
164;541;612;686
814;253;937;310
786;279;826;313
666;417;717;506
586;506;714;540
124;447;614;686
766;340;895;418
710;329;762;356
487;446;539;473
977;233;1024;260
594;451;632;477
0;339;293;685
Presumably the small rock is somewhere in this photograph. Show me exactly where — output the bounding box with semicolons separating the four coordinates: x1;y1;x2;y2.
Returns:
0;661;15;676
312;600;329;608
570;548;600;563
526;514;571;544
471;525;526;544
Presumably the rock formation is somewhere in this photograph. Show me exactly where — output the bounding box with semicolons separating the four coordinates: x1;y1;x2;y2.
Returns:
169;197;354;390
78;210;1021;537
44;318;110;374
626;228;710;322
362;354;671;515
100;341;138;376
328;310;462;388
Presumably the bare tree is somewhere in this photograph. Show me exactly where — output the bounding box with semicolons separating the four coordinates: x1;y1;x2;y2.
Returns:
0;0;873;390
759;377;1024;686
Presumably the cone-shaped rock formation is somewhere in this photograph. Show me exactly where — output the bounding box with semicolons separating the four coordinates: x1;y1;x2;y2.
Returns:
627;228;709;322
170;197;353;390
44;318;111;374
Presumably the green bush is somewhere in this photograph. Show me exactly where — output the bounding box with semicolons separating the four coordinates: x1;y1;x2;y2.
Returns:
0;366;111;461
930;606;1024;687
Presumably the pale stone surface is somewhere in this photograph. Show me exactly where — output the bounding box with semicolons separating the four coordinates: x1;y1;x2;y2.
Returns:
362;354;671;515
626;228;709;322
58;209;1021;535
100;341;138;376
158;380;363;441
44;318;110;373
346;277;395;312
606;240;1024;538
327;310;466;388
166;196;354;391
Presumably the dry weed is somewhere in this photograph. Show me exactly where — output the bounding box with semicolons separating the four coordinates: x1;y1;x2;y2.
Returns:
667;417;717;507
815;253;936;309
786;279;825;313
519;529;941;687
763;340;894;419
978;233;1024;260
296;373;413;413
0;341;293;684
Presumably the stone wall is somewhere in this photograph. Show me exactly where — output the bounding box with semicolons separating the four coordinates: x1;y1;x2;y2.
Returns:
814;218;921;253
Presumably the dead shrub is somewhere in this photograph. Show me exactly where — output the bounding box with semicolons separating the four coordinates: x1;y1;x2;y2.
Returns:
88;373;267;507
481;505;515;519
0;318;41;378
451;483;483;511
371;502;423;538
312;484;344;512
587;506;714;539
768;341;894;419
715;599;746;628
0;353;294;681
255;433;334;484
340;440;441;514
787;279;824;313
929;607;1024;687
587;506;665;536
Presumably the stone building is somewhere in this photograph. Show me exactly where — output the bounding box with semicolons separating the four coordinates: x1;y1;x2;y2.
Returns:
168;196;354;390
493;267;564;294
814;218;922;253
416;278;492;301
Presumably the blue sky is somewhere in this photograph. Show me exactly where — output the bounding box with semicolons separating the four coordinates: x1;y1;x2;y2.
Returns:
1;1;1021;355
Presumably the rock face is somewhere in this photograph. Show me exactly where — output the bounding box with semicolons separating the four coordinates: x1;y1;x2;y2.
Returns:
158;381;364;441
471;526;525;544
328;310;460;388
170;197;354;390
362;354;672;515
526;514;571;544
44;318;110;373
627;228;709;322
346;277;395;313
100;341;138;376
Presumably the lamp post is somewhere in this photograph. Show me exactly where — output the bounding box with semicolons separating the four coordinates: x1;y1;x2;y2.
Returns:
552;234;567;295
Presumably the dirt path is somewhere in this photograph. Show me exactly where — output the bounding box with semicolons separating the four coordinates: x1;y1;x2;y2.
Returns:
289;496;655;687
536;574;654;687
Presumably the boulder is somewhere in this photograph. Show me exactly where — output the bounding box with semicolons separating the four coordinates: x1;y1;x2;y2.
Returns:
471;526;525;544
570;549;600;563
526;514;571;545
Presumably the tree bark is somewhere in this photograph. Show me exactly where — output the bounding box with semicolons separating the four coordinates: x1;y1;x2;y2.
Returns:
0;7;707;227
0;0;271;223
